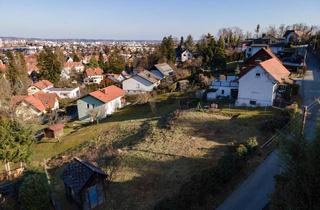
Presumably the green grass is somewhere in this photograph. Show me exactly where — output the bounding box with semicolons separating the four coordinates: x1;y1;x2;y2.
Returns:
40;96;278;209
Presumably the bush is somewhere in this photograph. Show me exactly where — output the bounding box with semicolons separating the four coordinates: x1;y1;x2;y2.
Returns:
236;144;248;158
245;137;259;153
19;172;51;210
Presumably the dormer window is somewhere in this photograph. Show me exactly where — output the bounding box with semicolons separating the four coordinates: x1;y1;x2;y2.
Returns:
256;73;261;77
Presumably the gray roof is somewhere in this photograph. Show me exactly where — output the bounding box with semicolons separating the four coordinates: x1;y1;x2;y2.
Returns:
153;63;174;76
61;157;107;194
137;70;161;84
47;87;79;92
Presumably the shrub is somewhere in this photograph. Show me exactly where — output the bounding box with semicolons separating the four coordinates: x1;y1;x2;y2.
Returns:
236;144;248;158
245;137;259;153
19;172;51;210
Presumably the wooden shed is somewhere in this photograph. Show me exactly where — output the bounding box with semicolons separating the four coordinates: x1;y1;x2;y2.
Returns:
61;157;108;210
44;124;64;139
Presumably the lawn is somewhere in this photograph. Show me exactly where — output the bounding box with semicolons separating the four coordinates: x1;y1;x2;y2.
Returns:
39;94;280;209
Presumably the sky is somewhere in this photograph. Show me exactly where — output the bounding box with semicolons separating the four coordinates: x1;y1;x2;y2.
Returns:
0;0;319;40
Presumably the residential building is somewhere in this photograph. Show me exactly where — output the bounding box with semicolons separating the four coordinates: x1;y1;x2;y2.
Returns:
83;67;104;85
245;44;269;58
207;75;239;101
45;87;81;99
283;30;304;44
27;80;54;95
122;70;161;93
12;92;59;120
176;49;193;62
150;63;174;79
77;85;125;121
236;58;291;107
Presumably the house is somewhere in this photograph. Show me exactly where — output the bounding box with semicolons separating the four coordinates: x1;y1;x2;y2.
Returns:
236;58;291;107
122;70;161;93
83;67;104;85
61;62;85;80
45;87;81;99
77;85;125;121
243;47;279;67
150;63;174;79
245;44;269;58
27;80;54;95
176;49;193;62
283;30;304;44
12;92;59;120
207;75;239;101
106;73;126;83
61;157;108;210
44;124;64;139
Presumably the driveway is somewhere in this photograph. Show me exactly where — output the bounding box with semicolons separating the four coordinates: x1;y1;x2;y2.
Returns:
217;52;320;210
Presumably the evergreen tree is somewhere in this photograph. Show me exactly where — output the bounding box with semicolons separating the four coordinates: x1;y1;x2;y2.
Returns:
37;47;63;84
88;56;99;68
106;50;126;73
6;52;30;94
160;35;176;63
0;118;33;175
184;34;195;52
6;51;18;91
19;172;51;210
72;51;81;62
98;52;106;71
271;133;320;209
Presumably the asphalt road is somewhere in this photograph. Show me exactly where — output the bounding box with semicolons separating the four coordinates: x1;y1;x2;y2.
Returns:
217;52;320;210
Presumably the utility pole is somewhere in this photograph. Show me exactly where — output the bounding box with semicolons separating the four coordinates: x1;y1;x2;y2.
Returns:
301;106;308;136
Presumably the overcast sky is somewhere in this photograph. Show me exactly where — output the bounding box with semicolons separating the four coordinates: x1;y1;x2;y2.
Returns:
0;0;319;40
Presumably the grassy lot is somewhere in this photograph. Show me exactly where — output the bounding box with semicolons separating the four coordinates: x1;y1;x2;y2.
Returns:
36;92;281;209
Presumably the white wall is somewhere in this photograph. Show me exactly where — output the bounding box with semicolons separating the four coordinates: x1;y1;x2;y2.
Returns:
84;75;104;84
236;66;278;106
246;47;263;58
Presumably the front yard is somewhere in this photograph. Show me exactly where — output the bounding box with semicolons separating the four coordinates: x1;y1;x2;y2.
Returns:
32;94;283;209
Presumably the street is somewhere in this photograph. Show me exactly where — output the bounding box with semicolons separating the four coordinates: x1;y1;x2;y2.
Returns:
217;52;320;210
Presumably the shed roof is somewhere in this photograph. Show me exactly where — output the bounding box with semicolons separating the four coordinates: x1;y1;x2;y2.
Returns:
61;158;107;193
153;63;174;76
47;124;64;131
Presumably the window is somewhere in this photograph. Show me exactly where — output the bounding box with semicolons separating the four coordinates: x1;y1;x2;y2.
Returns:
249;100;257;105
256;73;261;77
87;104;90;109
221;90;225;95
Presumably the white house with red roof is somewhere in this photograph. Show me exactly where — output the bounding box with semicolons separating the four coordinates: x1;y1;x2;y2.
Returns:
236;57;292;107
27;80;54;95
83;67;104;85
12;92;59;120
77;85;125;121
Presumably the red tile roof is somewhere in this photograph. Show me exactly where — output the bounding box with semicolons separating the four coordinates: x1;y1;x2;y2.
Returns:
0;63;7;73
24;95;46;112
33;92;58;110
85;67;103;77
48;123;64;131
64;62;84;69
89;85;125;103
259;58;291;83
33;80;53;90
12;92;58;112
